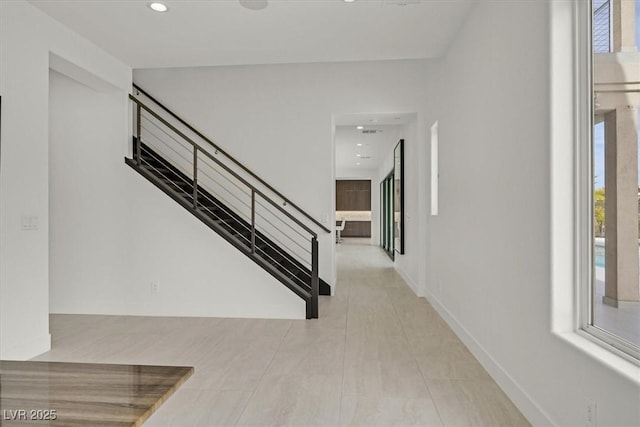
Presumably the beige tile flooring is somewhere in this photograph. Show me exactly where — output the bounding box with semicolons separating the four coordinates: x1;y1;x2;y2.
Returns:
33;238;530;426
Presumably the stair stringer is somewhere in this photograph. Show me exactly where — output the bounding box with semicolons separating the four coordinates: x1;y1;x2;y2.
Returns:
111;164;306;319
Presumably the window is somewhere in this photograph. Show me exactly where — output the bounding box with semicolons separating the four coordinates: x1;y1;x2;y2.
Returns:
593;0;611;53
582;0;640;361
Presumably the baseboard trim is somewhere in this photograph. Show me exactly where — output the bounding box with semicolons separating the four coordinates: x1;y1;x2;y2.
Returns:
1;333;51;360
50;299;306;320
395;265;421;296
423;289;555;427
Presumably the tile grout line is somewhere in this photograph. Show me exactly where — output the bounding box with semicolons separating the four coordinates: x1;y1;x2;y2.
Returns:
336;253;351;427
232;320;294;426
386;277;446;426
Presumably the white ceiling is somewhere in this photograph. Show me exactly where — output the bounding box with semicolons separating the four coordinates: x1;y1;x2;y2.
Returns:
335;123;404;173
334;112;415;127
28;0;474;69
335;112;414;173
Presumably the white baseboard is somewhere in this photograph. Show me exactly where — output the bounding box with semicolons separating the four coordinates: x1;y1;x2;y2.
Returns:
423;289;555;427
50;299;306;320
1;333;51;360
395;265;421;296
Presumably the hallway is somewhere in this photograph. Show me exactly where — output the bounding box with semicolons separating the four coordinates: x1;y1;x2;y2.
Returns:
34;240;529;426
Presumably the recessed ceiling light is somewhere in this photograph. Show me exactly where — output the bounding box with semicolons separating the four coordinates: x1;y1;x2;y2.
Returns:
356;162;361;165
356;154;361;157
344;0;357;3
148;2;168;12
356;126;364;130
357;143;363;147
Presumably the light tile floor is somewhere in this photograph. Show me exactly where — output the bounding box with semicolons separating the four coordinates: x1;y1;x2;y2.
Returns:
33;238;530;426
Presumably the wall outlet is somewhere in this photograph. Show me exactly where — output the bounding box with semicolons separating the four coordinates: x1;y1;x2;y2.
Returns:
586;400;597;427
150;281;160;293
321;213;329;225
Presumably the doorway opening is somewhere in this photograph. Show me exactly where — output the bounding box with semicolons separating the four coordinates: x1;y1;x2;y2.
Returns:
332;112;417;285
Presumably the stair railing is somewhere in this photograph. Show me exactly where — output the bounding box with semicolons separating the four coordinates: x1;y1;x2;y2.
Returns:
132;83;331;234
129;88;326;318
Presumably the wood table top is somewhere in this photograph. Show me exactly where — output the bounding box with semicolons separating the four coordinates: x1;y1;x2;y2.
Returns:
0;360;193;426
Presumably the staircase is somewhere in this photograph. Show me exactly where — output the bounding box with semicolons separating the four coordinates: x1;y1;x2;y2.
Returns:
125;85;331;319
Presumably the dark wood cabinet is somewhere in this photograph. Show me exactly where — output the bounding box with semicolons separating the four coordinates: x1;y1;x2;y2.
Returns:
336;180;371;211
336;180;371;238
343;221;371;237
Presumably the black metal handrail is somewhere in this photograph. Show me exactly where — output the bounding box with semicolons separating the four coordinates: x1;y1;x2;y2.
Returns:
129;93;320;318
131;94;318;239
132;83;331;234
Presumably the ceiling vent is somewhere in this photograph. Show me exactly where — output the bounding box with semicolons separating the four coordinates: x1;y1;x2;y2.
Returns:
362;129;382;134
384;0;421;6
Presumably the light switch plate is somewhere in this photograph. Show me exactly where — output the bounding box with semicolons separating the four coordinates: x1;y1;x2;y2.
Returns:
21;215;39;231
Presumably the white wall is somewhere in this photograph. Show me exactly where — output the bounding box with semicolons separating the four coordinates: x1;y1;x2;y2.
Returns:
134;60;431;288
394;118;420;293
335;167;378;179
423;1;640;426
0;0;131;360
374;118;422;294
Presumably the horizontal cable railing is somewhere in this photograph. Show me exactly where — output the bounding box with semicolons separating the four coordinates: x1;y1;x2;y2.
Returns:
129;90;321;318
132;83;331;235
